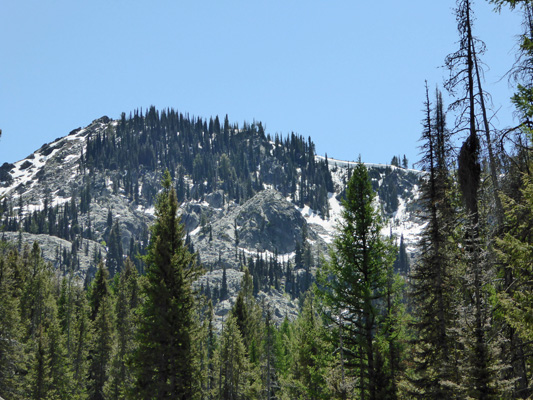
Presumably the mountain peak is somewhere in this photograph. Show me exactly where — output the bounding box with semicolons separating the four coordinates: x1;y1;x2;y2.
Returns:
0;108;424;323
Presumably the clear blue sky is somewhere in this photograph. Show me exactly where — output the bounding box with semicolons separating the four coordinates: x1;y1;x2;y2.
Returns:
0;0;521;167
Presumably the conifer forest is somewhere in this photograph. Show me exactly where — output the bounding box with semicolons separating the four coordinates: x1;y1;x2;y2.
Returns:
2;0;533;399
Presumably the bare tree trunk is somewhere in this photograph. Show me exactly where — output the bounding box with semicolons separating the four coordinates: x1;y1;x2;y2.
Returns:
472;39;504;226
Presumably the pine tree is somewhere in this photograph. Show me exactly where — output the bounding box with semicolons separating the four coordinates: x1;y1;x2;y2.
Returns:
286;291;331;400
133;170;202;399
104;258;139;400
393;235;409;276
195;299;217;400
30;325;52;400
496;169;533;398
88;260;112;322
87;262;114;400
0;246;25;399
22;243;73;400
70;286;91;400
317;160;397;400
489;2;533;395
410;85;461;398
45;313;73;399
213;314;252;400
261;308;280;400
444;2;509;397
402;155;409;169
106;221;123;277
221;265;228;301
57;272;75;355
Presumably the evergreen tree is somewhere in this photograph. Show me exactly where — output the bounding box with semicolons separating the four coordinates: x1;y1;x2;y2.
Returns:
496;168;533;397
317;161;397;400
221;265;228;301
285;291;331;400
133;170;202;399
213;314;252;400
489;2;533;395
196;299;217;400
88;259;112;322
29;325;52;400
0;246;25;399
410;85;461;398
104;258;139;400
22;243;73;400
106;221;123;277
70;285;91;400
261;308;280;399
445;2;508;397
87;261;114;400
57;272;76;355
45;312;73;399
393;235;409;276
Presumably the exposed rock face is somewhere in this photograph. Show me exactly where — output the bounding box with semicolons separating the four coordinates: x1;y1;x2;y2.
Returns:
192;190;318;269
0;231;106;278
233;190;310;254
0;116;425;324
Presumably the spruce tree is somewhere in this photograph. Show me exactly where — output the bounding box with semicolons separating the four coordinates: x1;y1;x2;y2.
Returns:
286;291;331;400
0;246;25;399
87;262;114;400
445;2;508;397
104;258;139;400
489;1;533;395
410;85;461;398
133;170;202;399
70;285;91;400
317;160;397;400
106;221;123;277
496;169;533;398
261;308;280;400
213;314;252;400
22;243;73;400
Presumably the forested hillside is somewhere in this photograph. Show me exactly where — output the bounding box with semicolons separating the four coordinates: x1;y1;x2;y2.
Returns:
0;98;421;324
2;0;533;399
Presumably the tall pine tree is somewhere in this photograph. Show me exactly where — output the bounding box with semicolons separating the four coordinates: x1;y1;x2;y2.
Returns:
317;160;397;400
410;85;461;398
133;170;202;399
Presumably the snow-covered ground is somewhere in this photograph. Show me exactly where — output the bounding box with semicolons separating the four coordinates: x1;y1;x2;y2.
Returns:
293;156;425;256
0;122;92;216
317;155;424;176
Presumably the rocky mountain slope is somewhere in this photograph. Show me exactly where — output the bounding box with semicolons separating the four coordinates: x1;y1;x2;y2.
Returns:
0;111;425;324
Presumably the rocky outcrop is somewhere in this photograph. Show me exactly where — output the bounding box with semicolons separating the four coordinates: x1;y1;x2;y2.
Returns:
0;117;425;325
0;231;106;277
232;190;311;254
192;190;319;268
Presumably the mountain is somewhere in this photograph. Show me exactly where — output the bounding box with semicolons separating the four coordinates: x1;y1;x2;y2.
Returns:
0;109;424;324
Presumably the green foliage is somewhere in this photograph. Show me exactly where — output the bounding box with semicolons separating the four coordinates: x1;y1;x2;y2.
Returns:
20;243;75;400
70;286;91;400
497;170;533;342
409;86;463;398
87;262;115;400
317;161;399;400
212;314;254;399
106;221;123;278
0;245;25;399
4;6;533;395
283;291;332;400
133;170;202;399
104;258;139;399
489;0;525;9
512;84;533;124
